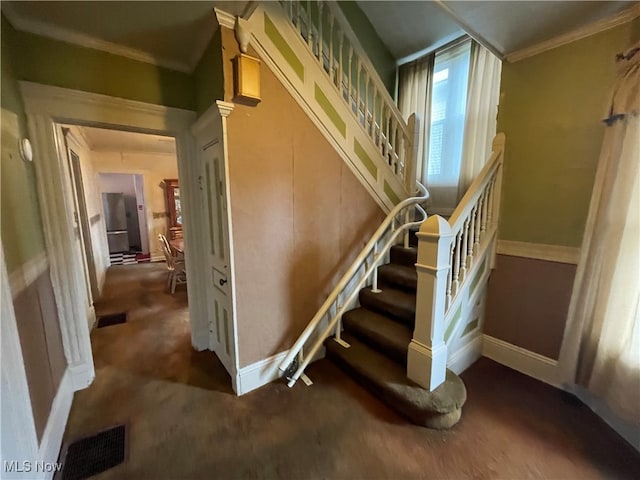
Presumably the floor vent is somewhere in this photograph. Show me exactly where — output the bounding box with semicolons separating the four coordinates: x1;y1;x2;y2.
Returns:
96;312;127;328
59;424;126;480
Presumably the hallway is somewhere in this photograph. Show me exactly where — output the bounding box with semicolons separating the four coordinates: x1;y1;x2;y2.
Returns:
61;263;640;479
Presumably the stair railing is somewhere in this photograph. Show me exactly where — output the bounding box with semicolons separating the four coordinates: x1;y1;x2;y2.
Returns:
281;0;417;192
408;133;506;391
280;182;429;387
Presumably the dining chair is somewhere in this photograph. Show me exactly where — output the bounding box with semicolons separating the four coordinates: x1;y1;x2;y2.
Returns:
158;233;186;294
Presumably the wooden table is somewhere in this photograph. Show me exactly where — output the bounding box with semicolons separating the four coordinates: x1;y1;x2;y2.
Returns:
170;238;184;255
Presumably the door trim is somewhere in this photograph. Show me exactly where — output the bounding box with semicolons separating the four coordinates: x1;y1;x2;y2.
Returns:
191;100;240;390
19;81;206;392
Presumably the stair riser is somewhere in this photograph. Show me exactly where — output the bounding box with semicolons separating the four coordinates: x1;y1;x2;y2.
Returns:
359;289;415;327
343;321;408;365
390;246;418;267
377;272;417;292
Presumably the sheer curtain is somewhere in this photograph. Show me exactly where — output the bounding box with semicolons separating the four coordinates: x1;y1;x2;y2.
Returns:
559;42;640;425
426;40;471;212
458;42;502;201
398;54;433;185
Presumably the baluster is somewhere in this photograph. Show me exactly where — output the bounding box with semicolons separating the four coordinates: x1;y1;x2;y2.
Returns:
487;175;496;228
371;82;376;138
347;45;353;109
480;187;489;236
460;219;470;281
446;239;455;308
391;120;398;169
328;15;334;77
364;73;370;133
475;194;483;252
356;59;362;121
317;2;324;63
306;0;313;47
289;0;294;22
296;1;302;33
452;231;462;298
337;31;344;91
468;205;477;268
380;106;386;157
371;242;381;293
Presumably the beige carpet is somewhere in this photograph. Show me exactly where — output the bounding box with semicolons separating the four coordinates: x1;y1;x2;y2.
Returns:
61;263;640;479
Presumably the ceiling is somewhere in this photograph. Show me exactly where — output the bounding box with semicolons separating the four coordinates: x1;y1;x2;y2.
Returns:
358;1;637;61
2;0;637;71
78;126;177;155
2;1;249;72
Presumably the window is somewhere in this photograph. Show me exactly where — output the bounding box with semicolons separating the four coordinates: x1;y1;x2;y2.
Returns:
425;40;471;210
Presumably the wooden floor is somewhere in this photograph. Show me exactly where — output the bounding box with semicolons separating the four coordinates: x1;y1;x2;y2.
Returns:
63;263;640;479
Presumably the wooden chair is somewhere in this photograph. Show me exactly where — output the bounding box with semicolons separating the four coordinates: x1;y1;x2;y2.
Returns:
158;233;186;294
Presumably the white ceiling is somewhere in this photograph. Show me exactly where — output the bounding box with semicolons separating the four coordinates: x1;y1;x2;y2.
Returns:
358;1;637;61
79;126;177;155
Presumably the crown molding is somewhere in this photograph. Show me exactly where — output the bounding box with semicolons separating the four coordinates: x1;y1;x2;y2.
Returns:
506;3;640;63
2;4;192;73
214;8;236;30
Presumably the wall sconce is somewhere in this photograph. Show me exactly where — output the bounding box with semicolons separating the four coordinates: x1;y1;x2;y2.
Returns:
19;138;33;162
234;53;261;105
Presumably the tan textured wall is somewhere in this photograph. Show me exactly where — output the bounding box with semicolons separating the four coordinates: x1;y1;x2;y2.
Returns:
485;255;576;359
92;151;179;260
222;28;385;367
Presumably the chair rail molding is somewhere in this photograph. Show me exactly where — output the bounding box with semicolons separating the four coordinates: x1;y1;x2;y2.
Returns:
497;240;580;264
18;82;208;393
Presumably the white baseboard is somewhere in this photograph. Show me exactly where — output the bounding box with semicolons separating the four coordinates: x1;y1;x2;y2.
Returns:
235;347;326;395
37;369;73;479
235;350;290;396
482;335;561;388
150;255;165;263
447;334;483;374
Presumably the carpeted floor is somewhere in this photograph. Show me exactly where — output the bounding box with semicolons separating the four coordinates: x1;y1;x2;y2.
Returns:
62;262;640;479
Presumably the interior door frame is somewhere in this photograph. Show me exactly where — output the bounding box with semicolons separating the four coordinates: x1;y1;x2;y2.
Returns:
19;81;208;392
62;127;98;307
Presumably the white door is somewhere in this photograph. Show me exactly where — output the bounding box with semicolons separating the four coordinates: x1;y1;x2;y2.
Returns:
197;120;236;376
61;128;96;310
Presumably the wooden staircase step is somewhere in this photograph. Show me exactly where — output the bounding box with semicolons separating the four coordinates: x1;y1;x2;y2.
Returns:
359;286;415;327
342;308;412;365
390;245;417;267
325;333;467;429
377;263;417;292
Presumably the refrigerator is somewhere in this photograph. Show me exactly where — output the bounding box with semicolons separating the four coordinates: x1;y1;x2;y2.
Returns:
103;193;130;253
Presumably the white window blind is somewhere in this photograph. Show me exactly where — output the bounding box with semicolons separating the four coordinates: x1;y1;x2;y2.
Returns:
425;40;471;211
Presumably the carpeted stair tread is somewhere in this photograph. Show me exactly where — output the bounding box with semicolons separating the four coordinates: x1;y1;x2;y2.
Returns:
325;333;467;429
390;245;418;267
359;286;416;326
377;263;417;292
342;308;412;365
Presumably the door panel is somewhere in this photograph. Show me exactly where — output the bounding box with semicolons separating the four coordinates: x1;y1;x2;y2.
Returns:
199;129;235;374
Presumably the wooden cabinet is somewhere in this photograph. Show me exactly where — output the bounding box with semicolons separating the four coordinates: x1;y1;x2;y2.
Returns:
164;179;183;240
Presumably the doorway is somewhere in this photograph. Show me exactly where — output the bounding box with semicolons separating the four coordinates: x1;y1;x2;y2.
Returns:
20;82;217;395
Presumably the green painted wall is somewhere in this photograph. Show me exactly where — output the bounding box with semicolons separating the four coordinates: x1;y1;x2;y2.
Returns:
8;24;196;111
193;29;224;116
1;16;46;273
497;19;640;247
337;1;396;94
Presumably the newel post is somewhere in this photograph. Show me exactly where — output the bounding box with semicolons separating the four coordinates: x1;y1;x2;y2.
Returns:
407;215;452;391
404;113;420;194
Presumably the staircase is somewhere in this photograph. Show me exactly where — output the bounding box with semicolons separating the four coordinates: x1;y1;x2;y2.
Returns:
325;237;467;429
230;0;506;429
